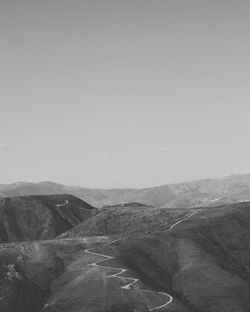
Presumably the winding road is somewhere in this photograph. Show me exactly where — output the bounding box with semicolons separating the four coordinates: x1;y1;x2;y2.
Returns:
55;199;198;310
56;200;69;207
167;211;199;231
83;210;199;311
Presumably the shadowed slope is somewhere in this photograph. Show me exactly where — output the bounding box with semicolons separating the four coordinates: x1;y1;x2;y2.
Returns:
1;202;250;311
0;194;95;243
59;202;250;312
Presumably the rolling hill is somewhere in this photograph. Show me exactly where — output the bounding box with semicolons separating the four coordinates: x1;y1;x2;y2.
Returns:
0;194;95;243
2;174;250;208
1;201;250;311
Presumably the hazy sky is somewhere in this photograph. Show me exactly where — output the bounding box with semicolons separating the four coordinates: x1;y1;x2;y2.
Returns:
0;0;250;188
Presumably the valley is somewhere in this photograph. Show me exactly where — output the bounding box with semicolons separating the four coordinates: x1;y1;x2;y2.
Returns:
1;195;250;311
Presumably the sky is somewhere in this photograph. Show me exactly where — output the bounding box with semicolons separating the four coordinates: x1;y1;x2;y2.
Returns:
0;0;250;188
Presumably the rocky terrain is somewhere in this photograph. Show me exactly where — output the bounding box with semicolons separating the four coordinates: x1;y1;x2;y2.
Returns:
58;203;194;238
2;174;250;208
0;195;95;243
1;198;250;311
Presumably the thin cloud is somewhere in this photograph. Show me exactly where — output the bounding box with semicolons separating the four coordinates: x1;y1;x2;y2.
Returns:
152;147;175;155
0;144;15;152
0;144;28;155
100;152;110;158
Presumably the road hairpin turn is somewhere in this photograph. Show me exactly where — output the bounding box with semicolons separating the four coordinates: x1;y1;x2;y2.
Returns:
82;211;199;311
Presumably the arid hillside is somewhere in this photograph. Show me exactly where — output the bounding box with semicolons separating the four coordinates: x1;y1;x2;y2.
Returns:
1;201;250;311
0;195;95;243
58;203;196;238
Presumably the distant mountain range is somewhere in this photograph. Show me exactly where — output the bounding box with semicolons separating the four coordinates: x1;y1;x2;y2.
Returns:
2;174;250;208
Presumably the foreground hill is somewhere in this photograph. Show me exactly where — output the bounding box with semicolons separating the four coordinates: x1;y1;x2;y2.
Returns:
2;174;250;208
1;202;250;311
0;194;95;243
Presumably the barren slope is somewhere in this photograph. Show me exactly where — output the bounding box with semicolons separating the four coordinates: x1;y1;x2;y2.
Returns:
1;202;250;312
0;194;95;243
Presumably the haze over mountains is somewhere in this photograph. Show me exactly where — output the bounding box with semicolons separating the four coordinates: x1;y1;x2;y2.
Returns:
2;174;250;208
